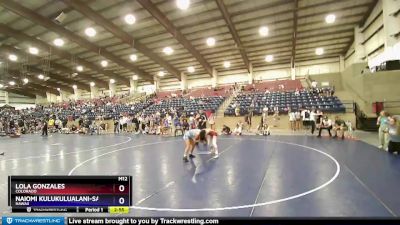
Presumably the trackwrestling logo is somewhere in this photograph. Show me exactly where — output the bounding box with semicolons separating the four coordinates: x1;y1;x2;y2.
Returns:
2;217;64;225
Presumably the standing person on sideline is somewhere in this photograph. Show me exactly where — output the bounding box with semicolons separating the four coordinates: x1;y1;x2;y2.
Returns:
388;116;400;154
317;116;332;137
182;129;201;162
310;109;317;135
294;109;302;131
301;108;311;130
208;110;216;130
377;111;389;150
288;108;296;131
114;117;119;133
41;119;48;136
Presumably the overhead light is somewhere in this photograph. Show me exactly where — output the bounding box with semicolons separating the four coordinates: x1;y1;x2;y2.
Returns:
38;74;45;80
315;47;324;55
23;78;29;84
57;88;61;91
101;60;108;67
8;54;18;61
129;54;137;62
90;82;95;87
176;0;190;10
325;14;336;24
124;14;136;25
29;47;39;55
72;85;77;89
265;55;274;62
187;66;195;73
9;81;15;86
163;47;173;55
132;75;138;80
206;37;216;47
259;26;269;37
0;84;3;88
53;38;64;47
110;79;115;84
85;27;96;37
158;71;165;77
223;61;231;68
76;65;83;72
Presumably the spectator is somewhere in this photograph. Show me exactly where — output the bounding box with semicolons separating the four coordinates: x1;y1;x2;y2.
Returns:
317;116;332;137
301;108;311;130
377;111;389;150
208;111;216;130
221;125;232;135
310;109;317;135
387;116;400;154
233;121;243;135
114;117;119;133
235;105;240;117
41;120;48;136
182;119;190;131
294;110;301;131
288;109;296;131
332;116;347;139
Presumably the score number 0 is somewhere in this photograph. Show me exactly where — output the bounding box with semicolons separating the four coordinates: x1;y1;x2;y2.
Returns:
118;184;125;205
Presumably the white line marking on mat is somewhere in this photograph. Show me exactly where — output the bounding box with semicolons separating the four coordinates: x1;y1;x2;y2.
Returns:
68;140;178;175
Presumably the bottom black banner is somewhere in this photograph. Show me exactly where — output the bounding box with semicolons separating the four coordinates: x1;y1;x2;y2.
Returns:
67;217;400;225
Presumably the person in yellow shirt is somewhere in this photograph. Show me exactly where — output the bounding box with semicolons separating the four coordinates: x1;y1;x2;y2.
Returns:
48;118;55;127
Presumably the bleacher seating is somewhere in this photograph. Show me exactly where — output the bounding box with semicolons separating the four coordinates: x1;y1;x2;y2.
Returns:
156;90;183;100
145;96;225;115
244;79;303;92
224;90;345;116
187;86;230;98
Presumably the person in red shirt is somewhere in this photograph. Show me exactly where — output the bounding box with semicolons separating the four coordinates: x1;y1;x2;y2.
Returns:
199;129;219;159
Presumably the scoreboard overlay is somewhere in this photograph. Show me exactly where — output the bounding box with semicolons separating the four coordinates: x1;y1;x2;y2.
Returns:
8;176;132;213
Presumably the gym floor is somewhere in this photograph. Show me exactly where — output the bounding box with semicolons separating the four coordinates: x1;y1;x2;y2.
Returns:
0;133;399;217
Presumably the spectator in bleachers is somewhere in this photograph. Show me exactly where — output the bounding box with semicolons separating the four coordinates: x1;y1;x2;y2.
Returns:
387;116;400;154
295;88;300;96
377;110;389;150
317;116;333;137
311;80;318;89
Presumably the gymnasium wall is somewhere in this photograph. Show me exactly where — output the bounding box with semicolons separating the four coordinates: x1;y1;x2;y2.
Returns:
341;62;400;115
344;0;385;67
0;91;6;104
156;57;341;91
